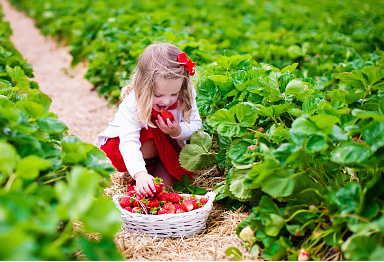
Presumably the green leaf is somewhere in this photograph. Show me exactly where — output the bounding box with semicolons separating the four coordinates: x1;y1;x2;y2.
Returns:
336;70;366;89
362;121;384;153
227;167;255;201
0;141;18;174
265;214;285;237
291;116;319;135
310;114;340;134
281;63;298;74
0;79;12;94
17;100;46;118
285;79;311;101
234;102;258;127
305;133;328;152
361;66;384;89
81;197;121;237
37;117;68;133
225;247;243;261
352;109;384;122
0;97;21;123
287;45;302;59
179;130;216;171
331;143;370;164
16;155;51;180
55;167;101;218
342;235;377;261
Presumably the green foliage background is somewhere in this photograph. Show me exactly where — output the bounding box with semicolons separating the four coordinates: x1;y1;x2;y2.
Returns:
3;0;384;260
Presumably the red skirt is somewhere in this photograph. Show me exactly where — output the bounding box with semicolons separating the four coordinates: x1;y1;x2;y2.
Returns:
100;127;193;181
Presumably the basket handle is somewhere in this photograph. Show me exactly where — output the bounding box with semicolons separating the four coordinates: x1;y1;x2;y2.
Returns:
204;191;216;206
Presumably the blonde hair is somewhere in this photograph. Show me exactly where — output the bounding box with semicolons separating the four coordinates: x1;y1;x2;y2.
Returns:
121;43;194;127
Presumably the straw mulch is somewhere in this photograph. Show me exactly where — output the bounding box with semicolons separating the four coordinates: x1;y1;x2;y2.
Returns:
104;166;258;261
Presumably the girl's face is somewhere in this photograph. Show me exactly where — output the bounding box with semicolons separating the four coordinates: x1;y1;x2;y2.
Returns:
152;77;183;112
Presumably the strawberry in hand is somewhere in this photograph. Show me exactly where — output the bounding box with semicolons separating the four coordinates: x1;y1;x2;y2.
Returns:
160;110;174;122
153;177;165;196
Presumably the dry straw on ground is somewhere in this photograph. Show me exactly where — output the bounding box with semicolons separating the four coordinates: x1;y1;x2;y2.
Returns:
105;167;258;261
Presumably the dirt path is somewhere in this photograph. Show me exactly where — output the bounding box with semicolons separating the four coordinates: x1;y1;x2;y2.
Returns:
1;0;117;145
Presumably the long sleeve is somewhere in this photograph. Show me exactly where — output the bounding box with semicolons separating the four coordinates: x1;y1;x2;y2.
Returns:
101;93;147;178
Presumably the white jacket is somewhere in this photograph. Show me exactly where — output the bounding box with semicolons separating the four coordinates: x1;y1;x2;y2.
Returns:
97;89;202;178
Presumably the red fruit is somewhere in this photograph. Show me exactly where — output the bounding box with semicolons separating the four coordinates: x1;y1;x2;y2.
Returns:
167;193;183;204
174;203;184;213
158;192;171;202
199;197;209;204
190;198;199;209
147;198;160;208
160;110;174;122
120;196;133;208
133;195;143;207
158;208;172;215
153;177;165;196
124;206;133;212
156;191;165;200
163;203;176;213
181;199;195;212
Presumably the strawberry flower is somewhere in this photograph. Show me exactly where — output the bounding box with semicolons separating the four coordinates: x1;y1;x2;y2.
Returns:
177;52;197;76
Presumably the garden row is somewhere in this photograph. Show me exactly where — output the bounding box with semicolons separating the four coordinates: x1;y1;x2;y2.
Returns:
0;6;123;261
7;0;384;260
180;53;384;260
8;0;384;102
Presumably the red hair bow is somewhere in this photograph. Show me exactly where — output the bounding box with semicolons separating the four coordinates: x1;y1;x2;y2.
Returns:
177;52;196;76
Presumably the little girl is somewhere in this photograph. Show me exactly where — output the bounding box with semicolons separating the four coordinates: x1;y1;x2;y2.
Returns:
98;43;202;198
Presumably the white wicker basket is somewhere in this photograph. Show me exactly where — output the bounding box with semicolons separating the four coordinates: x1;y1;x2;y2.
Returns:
112;191;216;237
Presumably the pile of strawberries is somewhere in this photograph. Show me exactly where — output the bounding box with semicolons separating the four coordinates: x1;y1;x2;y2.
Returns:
119;177;209;215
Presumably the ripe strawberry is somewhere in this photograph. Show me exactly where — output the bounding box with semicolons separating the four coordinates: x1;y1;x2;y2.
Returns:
156;191;165;200
158;208;172;215
190;198;199;209
181;199;195;212
120;196;133;208
163;203;176;213
167;193;183;204
153;177;165;196
158;192;171;202
146;198;160;208
160;110;174;122
124;206;133;212
133;195;143;207
199;197;209;204
174;203;184;213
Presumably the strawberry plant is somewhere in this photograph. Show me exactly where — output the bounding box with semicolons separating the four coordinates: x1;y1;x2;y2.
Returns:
8;0;384;102
182;51;384;260
0;9;123;260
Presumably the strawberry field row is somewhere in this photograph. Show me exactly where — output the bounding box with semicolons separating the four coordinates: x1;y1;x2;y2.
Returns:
8;0;384;103
0;7;123;260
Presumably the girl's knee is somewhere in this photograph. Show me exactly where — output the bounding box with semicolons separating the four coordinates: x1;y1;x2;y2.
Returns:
140;138;158;159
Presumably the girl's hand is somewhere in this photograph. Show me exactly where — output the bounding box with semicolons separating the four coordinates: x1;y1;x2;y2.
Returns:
156;113;181;137
134;171;156;197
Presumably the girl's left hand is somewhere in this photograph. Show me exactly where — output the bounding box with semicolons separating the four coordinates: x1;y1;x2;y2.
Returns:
156;113;181;137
